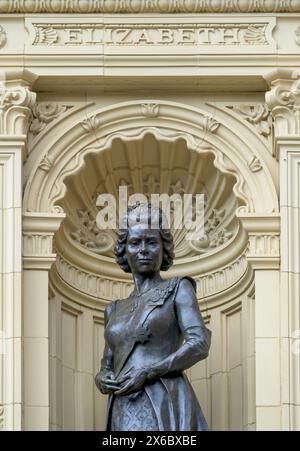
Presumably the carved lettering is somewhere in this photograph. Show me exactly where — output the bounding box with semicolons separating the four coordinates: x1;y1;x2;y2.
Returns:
219;28;240;44
85;28;103;44
178;29;195;44
64;28;82;44
218;28;240;44
198;28;217;44
134;28;154;44
32;23;270;47
114;28;133;44
158;29;174;44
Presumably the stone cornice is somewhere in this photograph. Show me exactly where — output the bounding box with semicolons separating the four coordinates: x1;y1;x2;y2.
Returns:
0;0;298;14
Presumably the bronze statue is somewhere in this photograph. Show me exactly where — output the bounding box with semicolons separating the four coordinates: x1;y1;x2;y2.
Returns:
95;203;211;431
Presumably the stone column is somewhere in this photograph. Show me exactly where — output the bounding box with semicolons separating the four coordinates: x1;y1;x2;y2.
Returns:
266;69;300;431
238;213;281;430
23;212;65;430
0;78;35;430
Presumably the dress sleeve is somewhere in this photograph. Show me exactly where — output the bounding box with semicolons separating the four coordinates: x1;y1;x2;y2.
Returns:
99;301;115;373
148;277;211;379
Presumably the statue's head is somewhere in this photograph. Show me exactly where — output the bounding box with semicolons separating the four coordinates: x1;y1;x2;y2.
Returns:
114;202;174;274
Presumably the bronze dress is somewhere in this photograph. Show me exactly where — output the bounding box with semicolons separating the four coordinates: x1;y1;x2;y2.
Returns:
101;276;211;431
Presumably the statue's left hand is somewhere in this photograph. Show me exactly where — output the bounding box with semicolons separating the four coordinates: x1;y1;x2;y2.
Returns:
115;367;148;396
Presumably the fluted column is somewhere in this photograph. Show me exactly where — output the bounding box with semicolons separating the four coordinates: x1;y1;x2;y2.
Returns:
265;69;300;431
0;78;35;430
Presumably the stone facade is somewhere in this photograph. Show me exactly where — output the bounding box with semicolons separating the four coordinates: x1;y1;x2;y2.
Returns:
0;2;299;431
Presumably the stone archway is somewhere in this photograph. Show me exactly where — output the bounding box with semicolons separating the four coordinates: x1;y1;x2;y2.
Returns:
22;99;279;430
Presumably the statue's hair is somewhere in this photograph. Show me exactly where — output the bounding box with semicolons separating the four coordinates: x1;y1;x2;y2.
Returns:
114;203;174;273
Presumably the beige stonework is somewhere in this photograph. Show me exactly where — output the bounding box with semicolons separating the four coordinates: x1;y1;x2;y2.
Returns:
0;5;299;431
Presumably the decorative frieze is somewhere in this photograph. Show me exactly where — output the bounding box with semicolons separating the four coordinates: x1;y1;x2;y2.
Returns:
0;0;298;13
247;234;280;258
56;254;132;301
23;233;54;256
30;22;271;47
55;252;248;302
237;214;280;269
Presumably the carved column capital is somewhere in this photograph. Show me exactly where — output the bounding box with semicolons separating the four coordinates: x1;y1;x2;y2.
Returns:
0;84;36;136
265;70;300;153
237;213;280;270
23;212;65;270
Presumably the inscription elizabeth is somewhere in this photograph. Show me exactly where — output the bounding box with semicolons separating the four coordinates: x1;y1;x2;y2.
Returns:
33;23;268;46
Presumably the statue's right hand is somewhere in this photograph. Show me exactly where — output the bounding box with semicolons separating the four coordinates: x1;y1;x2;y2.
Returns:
94;370;120;394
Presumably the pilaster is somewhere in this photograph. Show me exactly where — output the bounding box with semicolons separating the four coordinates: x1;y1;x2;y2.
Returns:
266;69;300;430
238;213;281;430
0;76;35;430
22;212;65;431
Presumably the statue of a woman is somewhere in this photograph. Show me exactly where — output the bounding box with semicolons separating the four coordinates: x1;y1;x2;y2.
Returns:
95;203;211;431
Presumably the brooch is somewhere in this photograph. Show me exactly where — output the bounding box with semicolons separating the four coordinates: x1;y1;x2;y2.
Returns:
133;324;152;344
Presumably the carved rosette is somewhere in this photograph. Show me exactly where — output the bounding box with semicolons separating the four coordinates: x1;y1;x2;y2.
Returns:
0;1;298;13
0;86;36;136
30;102;72;136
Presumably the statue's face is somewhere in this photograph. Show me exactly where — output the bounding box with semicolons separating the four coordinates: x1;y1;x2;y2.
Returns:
126;223;163;275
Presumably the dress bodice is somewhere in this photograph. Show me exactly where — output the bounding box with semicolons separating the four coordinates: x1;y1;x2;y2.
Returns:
104;277;181;377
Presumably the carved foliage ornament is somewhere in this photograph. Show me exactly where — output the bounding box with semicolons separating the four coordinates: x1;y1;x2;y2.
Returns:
228;104;271;137
0;1;298;13
34;26;58;45
247;156;263;172
141;103;160;118
70;209;115;254
0;86;36;135
80;114;101;133
38;154;54;172
266;78;300;111
0;86;35;110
